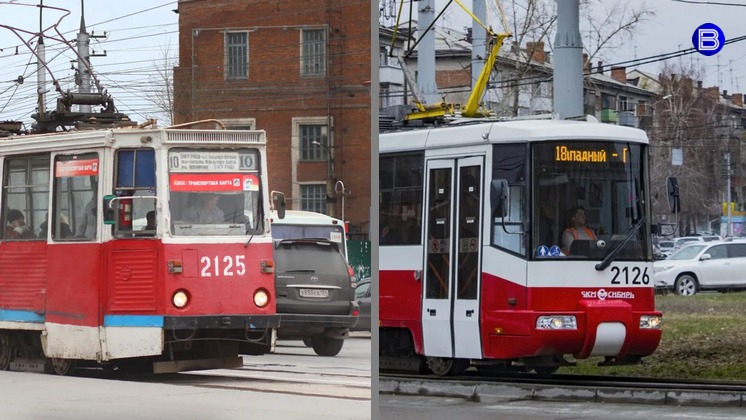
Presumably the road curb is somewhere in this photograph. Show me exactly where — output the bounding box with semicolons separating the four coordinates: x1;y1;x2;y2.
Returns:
380;378;746;407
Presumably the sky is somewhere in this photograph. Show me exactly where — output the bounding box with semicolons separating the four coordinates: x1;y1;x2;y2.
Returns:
0;0;178;127
380;0;746;95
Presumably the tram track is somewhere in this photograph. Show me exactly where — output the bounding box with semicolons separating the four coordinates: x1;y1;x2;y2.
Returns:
380;370;746;406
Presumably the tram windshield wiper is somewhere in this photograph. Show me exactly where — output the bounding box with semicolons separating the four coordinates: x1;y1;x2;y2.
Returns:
595;217;645;271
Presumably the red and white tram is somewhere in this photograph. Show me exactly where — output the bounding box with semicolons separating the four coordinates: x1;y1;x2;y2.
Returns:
0;127;280;374
379;118;662;375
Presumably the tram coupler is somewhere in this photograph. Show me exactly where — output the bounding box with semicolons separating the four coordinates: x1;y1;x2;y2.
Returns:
597;355;643;367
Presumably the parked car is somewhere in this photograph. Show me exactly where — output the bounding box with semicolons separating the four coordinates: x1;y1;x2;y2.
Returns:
654;241;746;296
658;239;675;259
274;238;359;356
351;277;371;332
673;235;720;249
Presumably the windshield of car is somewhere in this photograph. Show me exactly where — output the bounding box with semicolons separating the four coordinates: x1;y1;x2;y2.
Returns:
668;244;706;260
675;238;700;247
275;240;347;274
660;241;674;248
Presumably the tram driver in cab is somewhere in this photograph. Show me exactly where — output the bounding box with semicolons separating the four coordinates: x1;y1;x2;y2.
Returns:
183;193;225;224
561;206;597;256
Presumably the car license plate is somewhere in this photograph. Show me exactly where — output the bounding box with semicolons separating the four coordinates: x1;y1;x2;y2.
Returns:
299;289;329;298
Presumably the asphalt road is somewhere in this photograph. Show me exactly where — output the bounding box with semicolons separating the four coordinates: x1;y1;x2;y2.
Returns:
0;333;372;420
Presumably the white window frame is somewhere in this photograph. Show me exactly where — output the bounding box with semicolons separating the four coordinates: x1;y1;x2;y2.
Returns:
291;117;333;210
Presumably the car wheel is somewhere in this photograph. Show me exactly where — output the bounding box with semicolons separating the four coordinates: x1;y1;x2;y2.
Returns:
310;335;344;357
302;337;313;347
674;274;699;296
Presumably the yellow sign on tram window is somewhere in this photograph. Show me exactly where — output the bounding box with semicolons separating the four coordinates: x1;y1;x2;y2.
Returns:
554;145;628;163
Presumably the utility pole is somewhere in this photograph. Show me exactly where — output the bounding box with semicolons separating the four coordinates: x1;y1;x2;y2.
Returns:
726;152;732;237
76;0;107;113
553;0;583;119
76;0;91;113
37;0;47;119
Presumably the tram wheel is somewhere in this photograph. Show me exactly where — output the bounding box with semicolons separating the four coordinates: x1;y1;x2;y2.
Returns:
45;358;77;376
0;332;11;371
426;357;467;376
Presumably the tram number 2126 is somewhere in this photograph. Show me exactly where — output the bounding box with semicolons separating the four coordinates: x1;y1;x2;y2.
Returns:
610;266;650;285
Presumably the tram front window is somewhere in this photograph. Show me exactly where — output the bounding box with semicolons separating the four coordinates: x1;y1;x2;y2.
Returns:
168;148;263;237
531;141;649;261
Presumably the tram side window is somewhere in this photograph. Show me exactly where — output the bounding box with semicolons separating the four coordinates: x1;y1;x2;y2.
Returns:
53;153;99;241
2;155;49;241
491;144;527;256
379;153;424;246
115;149;156;236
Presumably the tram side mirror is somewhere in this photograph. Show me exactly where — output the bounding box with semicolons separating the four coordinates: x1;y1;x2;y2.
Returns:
666;176;680;214
490;179;509;218
103;195;116;225
271;191;286;220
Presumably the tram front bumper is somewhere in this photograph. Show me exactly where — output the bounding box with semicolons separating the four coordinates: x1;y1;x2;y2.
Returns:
164;315;280;330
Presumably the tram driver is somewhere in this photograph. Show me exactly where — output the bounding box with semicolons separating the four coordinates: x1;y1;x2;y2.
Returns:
183;193;225;224
561;206;596;256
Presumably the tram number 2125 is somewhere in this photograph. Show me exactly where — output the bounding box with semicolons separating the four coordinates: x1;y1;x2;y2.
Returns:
200;255;247;277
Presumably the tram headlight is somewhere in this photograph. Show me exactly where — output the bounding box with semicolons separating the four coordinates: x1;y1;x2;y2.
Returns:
536;315;577;330
640;315;662;329
172;290;189;308
254;288;269;308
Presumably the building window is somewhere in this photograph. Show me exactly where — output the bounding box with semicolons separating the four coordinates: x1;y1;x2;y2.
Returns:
299;124;329;161
301;184;327;214
302;29;325;76
225;32;248;79
618;95;629;112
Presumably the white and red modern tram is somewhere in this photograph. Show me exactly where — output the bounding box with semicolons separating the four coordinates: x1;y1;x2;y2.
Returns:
379;118;662;375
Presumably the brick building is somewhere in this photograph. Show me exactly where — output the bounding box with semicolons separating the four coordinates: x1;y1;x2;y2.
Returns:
174;0;372;238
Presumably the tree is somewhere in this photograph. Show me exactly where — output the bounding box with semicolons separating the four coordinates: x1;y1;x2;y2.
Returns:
145;43;176;126
649;63;723;235
485;0;655;117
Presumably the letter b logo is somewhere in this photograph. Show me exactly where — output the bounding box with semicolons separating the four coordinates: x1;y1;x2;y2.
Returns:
693;23;724;56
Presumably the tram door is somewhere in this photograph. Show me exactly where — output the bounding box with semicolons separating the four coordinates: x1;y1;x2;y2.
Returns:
422;157;484;359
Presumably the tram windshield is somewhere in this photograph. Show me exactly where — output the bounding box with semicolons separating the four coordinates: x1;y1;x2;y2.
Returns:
168;148;263;236
531;141;649;261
